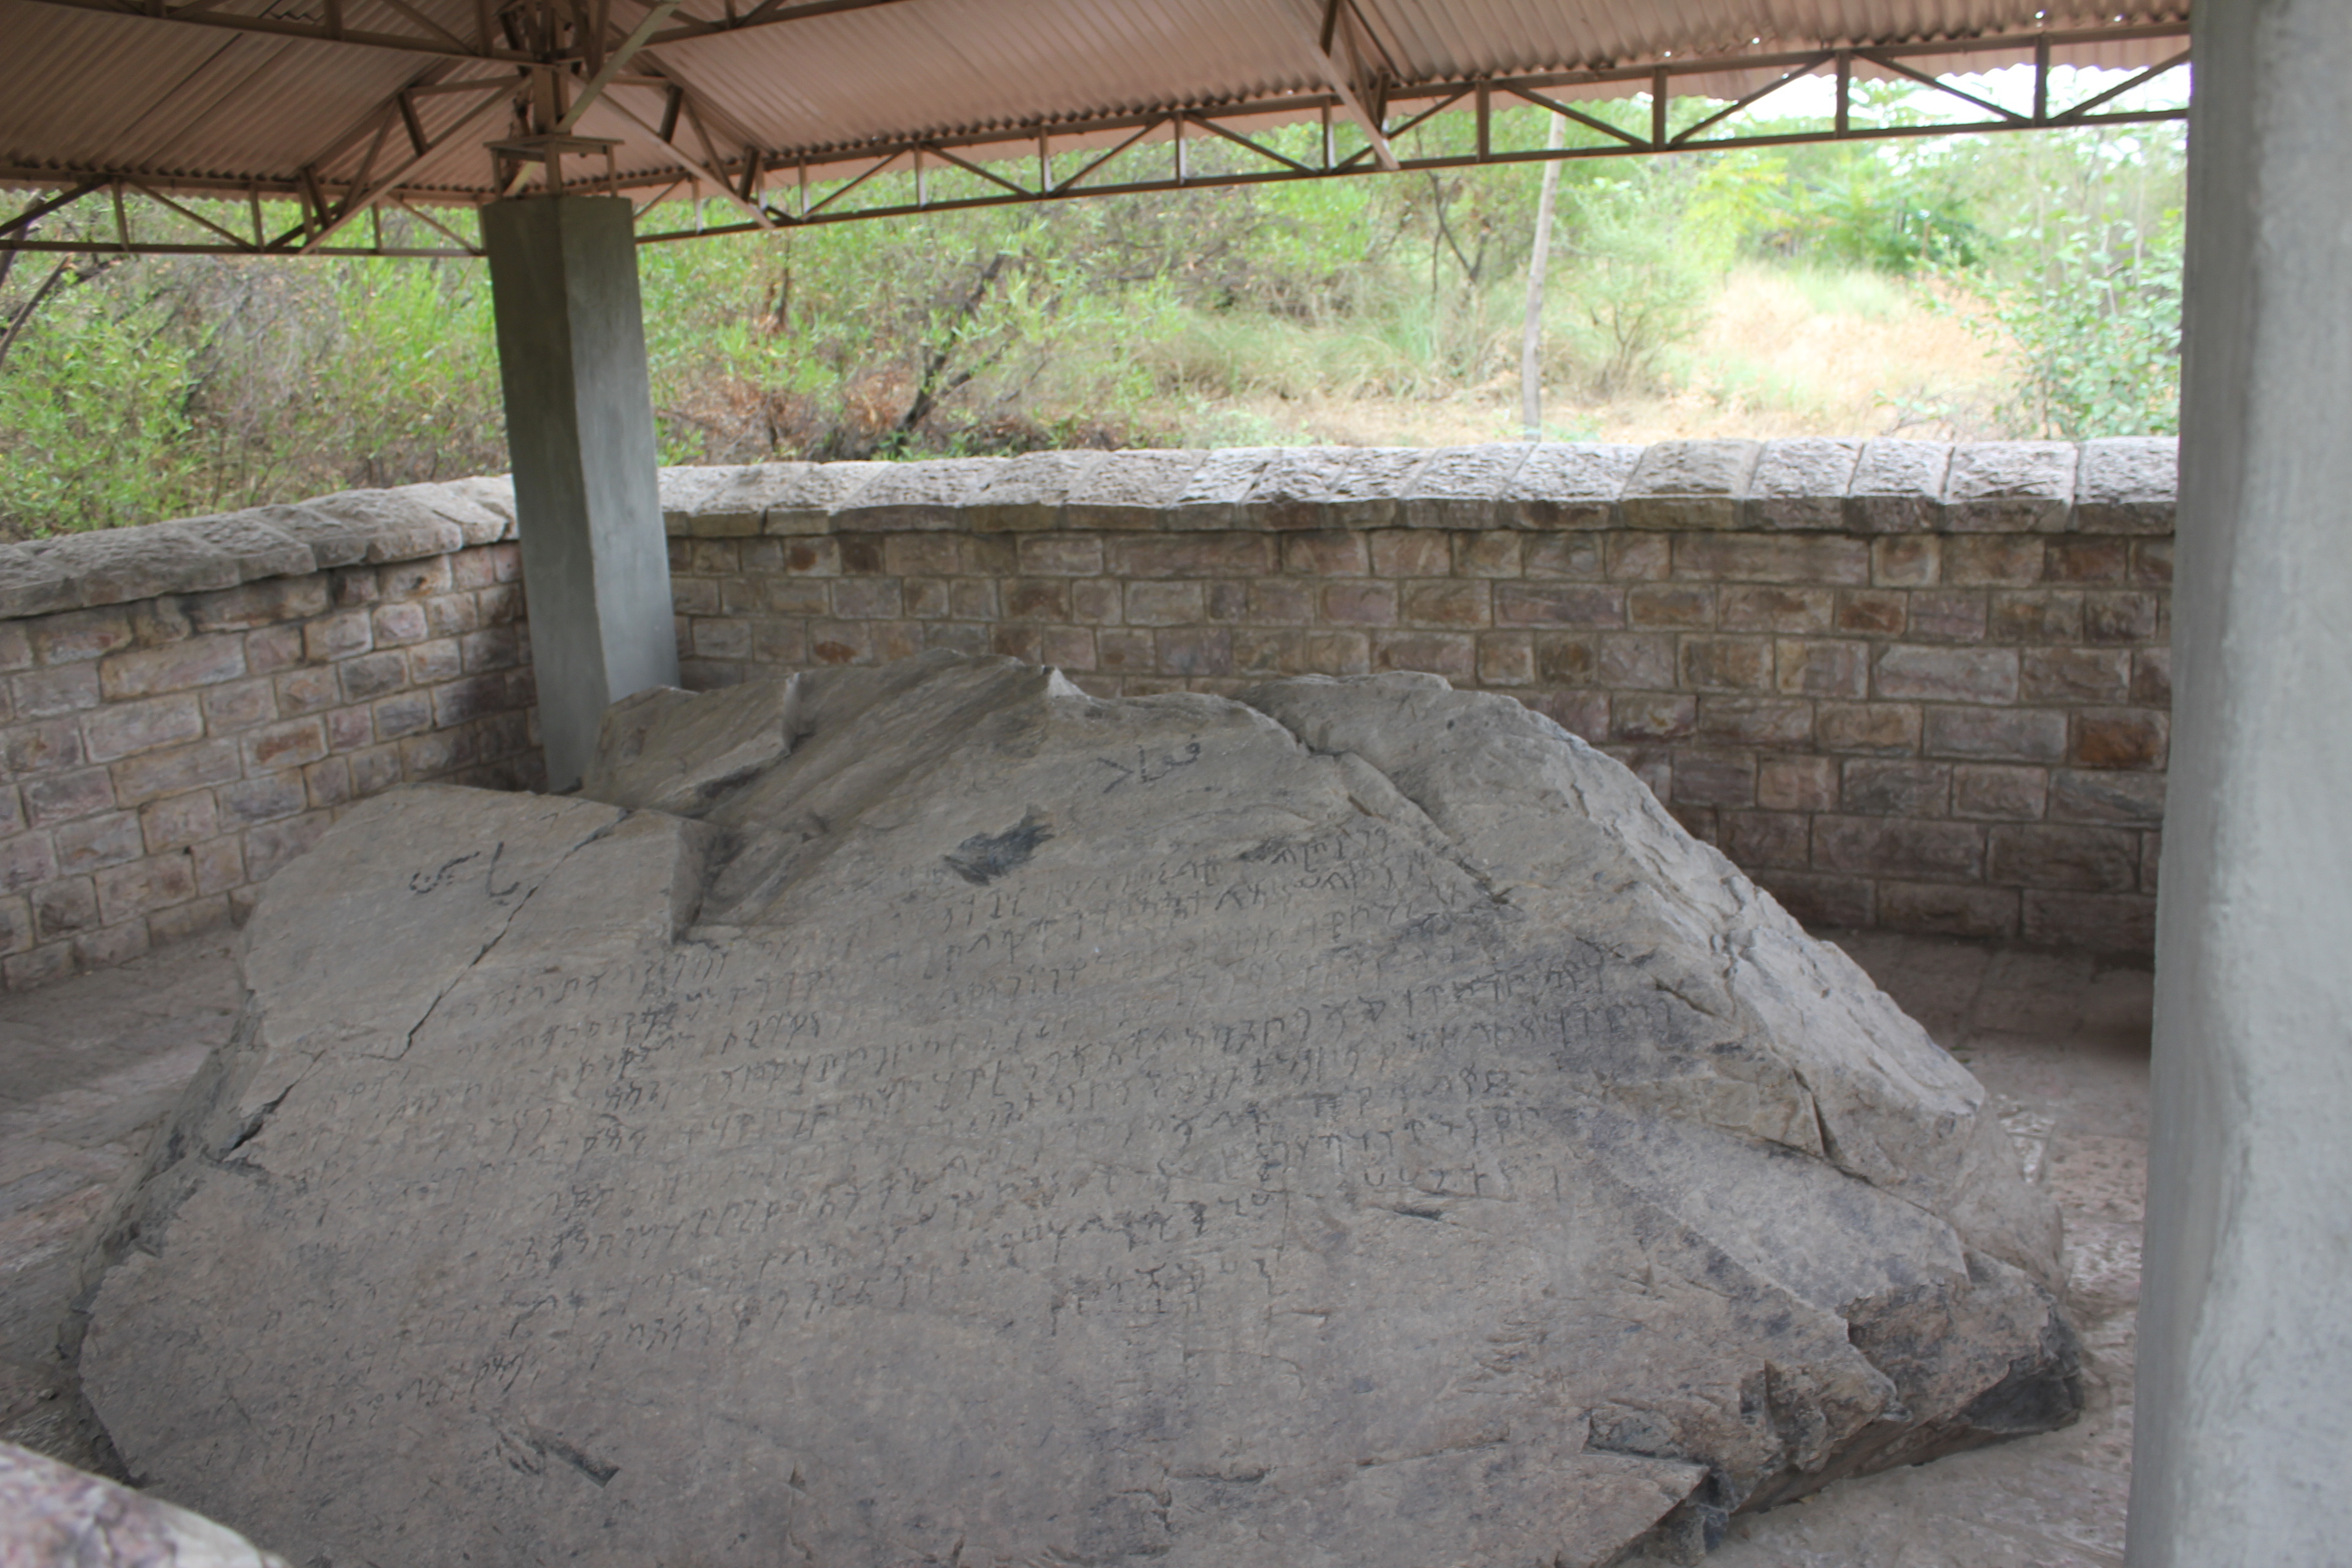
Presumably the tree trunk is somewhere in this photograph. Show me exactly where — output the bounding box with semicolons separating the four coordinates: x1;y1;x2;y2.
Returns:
1518;114;1569;441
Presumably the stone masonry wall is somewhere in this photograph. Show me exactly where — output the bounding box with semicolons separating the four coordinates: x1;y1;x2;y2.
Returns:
0;480;539;990
0;436;2172;988
661;438;2174;954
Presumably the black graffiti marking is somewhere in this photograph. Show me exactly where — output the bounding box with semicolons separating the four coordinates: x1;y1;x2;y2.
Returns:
524;1423;620;1487
409;841;520;899
1094;740;1203;792
945;811;1054;886
409;849;482;894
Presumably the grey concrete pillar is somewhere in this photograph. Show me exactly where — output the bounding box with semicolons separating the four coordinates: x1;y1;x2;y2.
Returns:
2128;1;2352;1562
483;195;679;791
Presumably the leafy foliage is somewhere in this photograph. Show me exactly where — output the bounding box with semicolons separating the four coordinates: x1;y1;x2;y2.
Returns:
0;79;2188;534
1948;128;2186;437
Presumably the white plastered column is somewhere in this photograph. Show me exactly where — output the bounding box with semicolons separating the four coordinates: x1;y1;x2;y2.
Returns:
2128;0;2352;1561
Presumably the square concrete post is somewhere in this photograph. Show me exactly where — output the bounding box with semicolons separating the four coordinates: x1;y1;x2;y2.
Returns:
483;195;679;791
2128;1;2352;1561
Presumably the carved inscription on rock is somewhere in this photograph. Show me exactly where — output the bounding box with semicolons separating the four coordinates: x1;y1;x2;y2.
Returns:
77;655;2079;1567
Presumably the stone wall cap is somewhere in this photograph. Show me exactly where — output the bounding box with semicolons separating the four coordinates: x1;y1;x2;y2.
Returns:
2075;437;2179;535
1499;443;1643;528
174;512;318;582
661;463;809;538
0;441;2179;624
658;465;730;532
763;460;891;534
306;490;471;562
242;502;372;570
1847;439;1955;534
831;456;1007;530
1064;448;1206;530
1749;438;1862;532
1504;443;1642;494
1244;446;1430;529
1945;442;2079;534
0;543;74;618
1166;446;1281;529
24;523;242;604
1323;446;1435;528
399;478;516;548
966;449;1112;532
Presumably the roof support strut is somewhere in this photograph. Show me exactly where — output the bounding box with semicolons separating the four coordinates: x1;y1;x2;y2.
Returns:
1307;0;1399;172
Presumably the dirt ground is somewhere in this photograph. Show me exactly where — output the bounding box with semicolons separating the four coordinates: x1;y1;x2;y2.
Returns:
0;930;2149;1564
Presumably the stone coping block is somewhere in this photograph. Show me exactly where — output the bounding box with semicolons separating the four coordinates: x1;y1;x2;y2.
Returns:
1620;438;1764;529
1945;442;2078;533
1502;443;1644;528
2074;437;2180;534
3;441;2174;620
1749;439;1861;532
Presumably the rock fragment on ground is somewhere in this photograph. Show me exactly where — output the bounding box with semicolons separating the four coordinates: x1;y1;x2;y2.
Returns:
0;1440;289;1566
73;652;2079;1567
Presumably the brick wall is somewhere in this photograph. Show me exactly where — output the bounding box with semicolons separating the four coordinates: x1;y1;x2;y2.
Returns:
0;436;2173;989
662;439;2173;953
0;482;539;989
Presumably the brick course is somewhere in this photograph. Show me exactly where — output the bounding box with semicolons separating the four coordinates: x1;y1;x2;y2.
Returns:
0;489;538;988
0;439;2173;985
658;440;2172;954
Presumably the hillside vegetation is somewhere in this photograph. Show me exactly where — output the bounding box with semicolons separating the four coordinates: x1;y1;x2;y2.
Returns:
0;74;2184;536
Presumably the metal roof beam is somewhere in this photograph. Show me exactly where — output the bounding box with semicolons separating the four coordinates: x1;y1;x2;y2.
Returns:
589;98;775;224
643;0;926;48
296;85;513;250
556;0;683;129
1307;0;1398;172
11;0;536;61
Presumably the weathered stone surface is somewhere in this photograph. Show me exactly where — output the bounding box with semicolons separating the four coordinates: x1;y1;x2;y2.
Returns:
402;478;518;547
662;464;811;537
1064;449;1206;530
657;464;731;534
1847;441;1953;534
173;514;318;583
1242;447;1358;528
582;675;801;815
832;457;1005;530
25;526;242;606
2073;437;2178;534
79;652;2073;1567
1166;447;1281;529
765;460;891;534
1321;447;1434;527
1398;444;1533;528
1749;440;1862;531
967;450;1111;531
1502;443;1642;528
0;544;76;618
1621;440;1764;530
239;502;372;570
0;1441;290;1566
304;490;470;563
1944;444;2077;534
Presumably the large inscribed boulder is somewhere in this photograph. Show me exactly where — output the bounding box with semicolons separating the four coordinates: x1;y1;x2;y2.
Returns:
74;653;2078;1566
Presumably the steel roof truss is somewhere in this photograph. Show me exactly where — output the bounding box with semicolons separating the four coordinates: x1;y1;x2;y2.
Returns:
1668;54;1834;146
2;21;2190;253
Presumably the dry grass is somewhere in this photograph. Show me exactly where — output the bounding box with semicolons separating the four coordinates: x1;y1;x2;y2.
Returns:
1171;265;2023;449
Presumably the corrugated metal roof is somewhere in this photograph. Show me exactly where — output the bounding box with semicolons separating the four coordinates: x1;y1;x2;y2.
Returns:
0;0;2190;221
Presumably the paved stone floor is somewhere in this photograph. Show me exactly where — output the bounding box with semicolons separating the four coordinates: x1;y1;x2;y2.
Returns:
0;930;2151;1564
